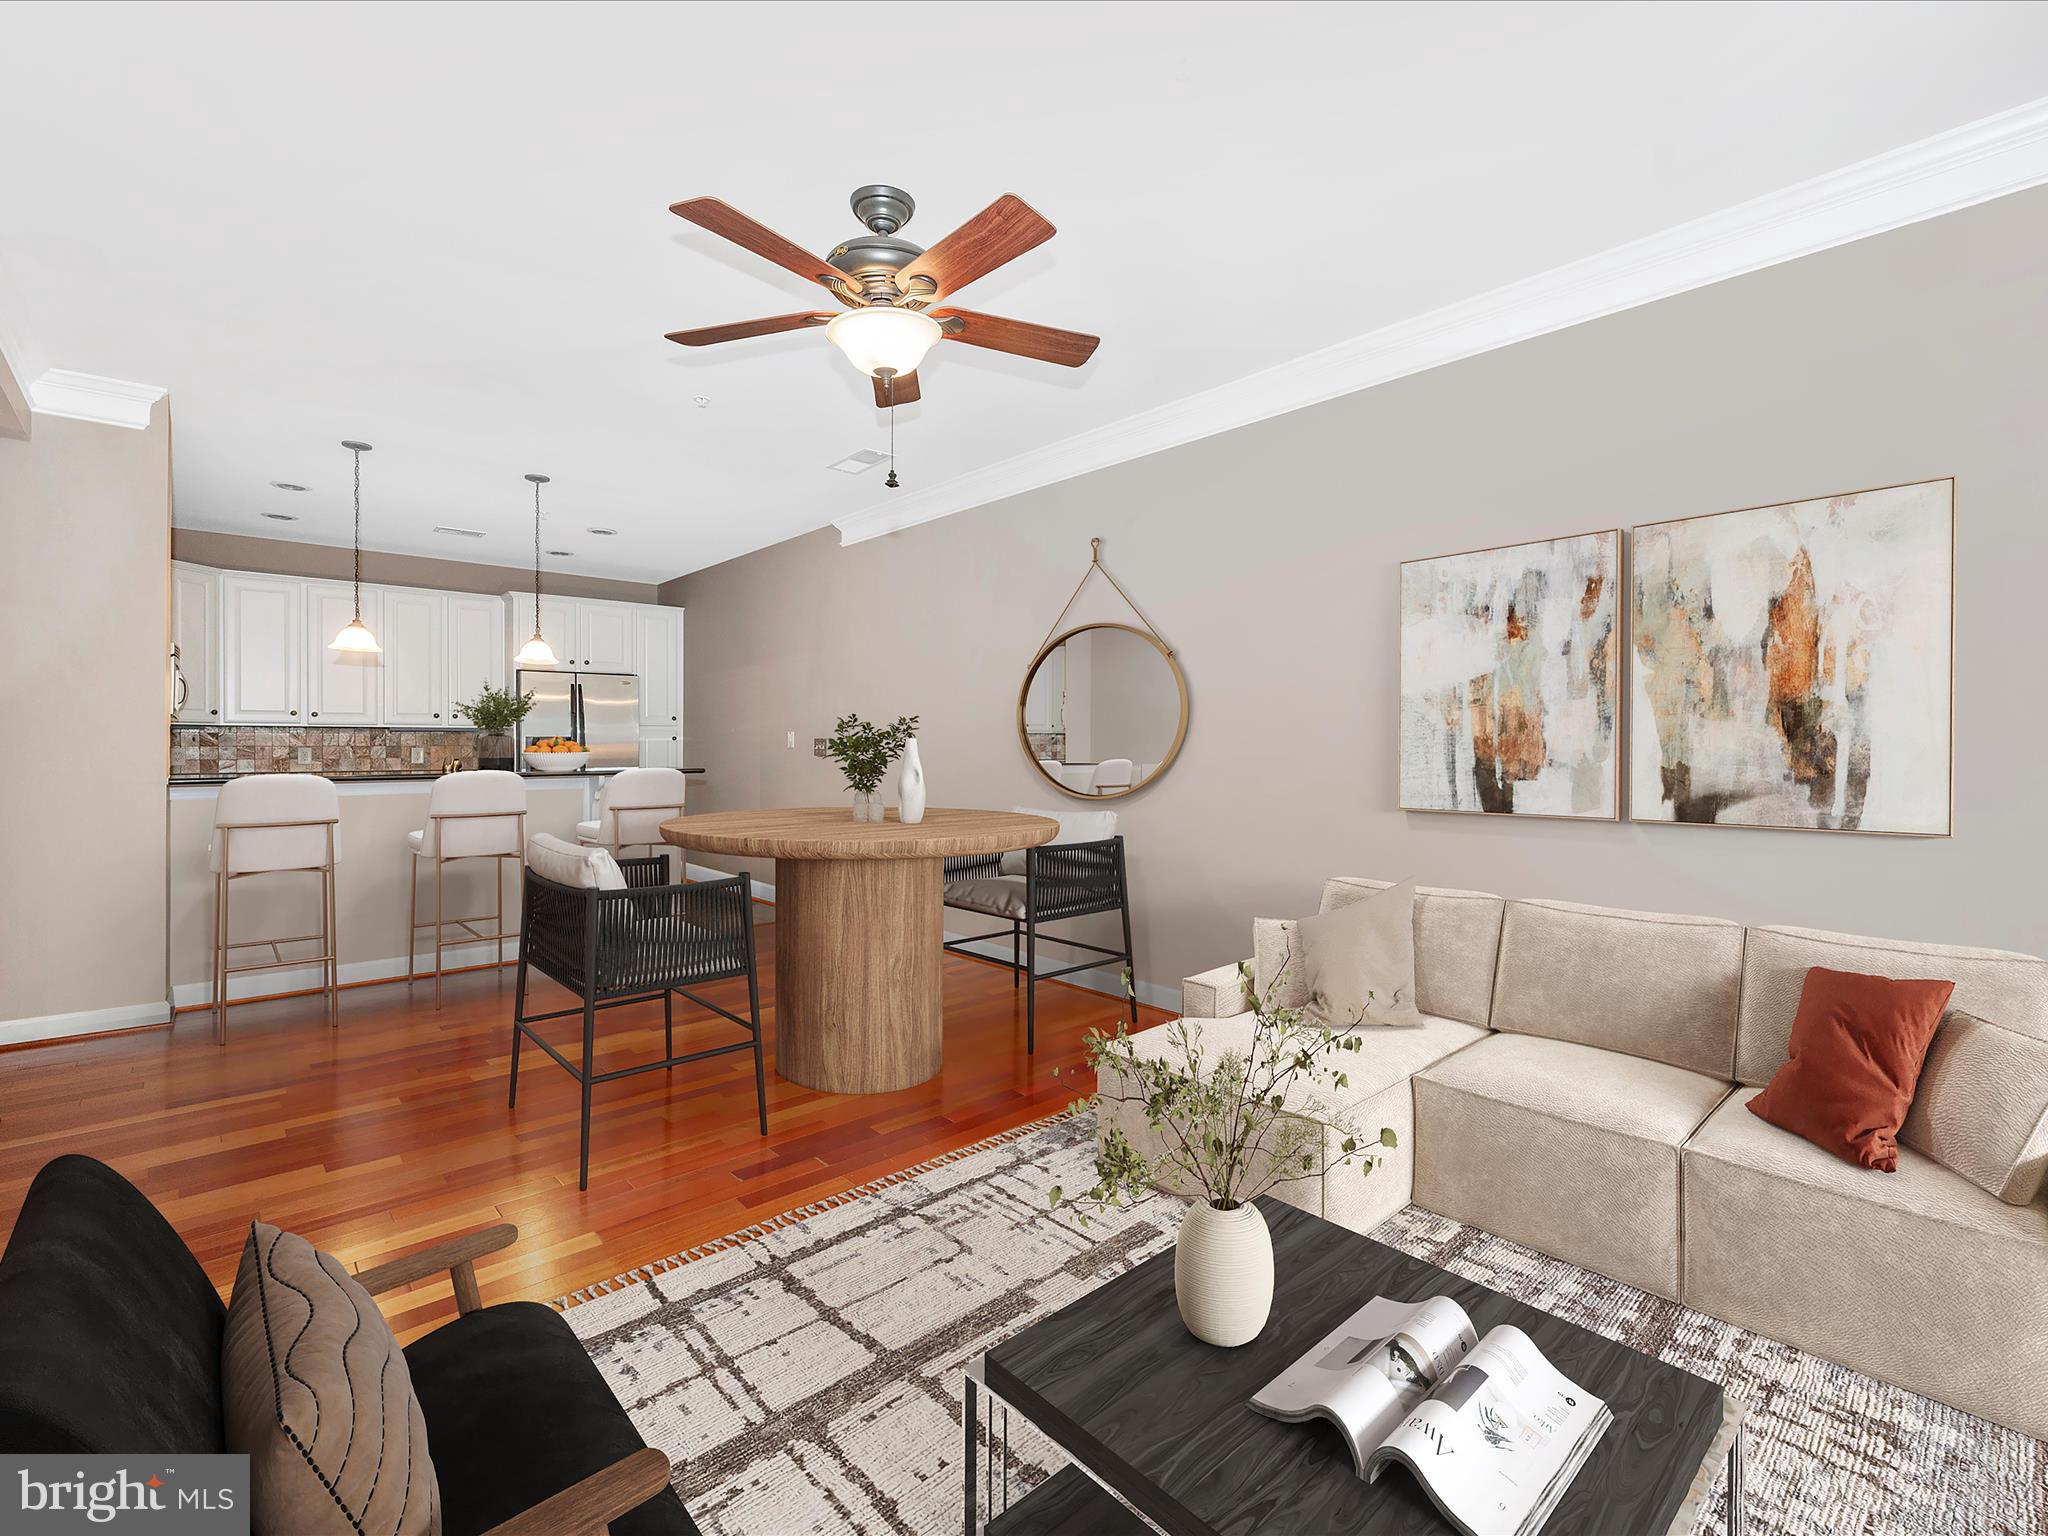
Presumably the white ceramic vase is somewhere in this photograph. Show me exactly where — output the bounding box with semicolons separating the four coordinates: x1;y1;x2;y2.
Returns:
1174;1200;1274;1347
898;739;926;825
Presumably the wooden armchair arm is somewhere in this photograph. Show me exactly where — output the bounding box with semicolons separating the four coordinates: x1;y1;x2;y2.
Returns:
351;1222;519;1314
481;1446;672;1536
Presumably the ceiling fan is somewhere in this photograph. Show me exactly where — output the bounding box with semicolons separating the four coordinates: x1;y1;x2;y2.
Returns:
664;184;1099;409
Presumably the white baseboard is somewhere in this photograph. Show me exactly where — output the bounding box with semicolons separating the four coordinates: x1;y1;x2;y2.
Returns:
684;861;1170;1009
169;937;520;1009
0;999;173;1048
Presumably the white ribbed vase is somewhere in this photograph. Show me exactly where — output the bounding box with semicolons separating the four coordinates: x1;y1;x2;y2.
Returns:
1174;1200;1274;1347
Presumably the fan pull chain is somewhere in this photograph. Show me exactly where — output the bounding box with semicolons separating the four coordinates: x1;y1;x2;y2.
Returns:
885;373;901;488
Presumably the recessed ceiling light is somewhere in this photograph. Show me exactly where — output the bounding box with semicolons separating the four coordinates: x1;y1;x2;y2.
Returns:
693;396;710;409
546;548;575;558
432;525;487;538
587;526;618;536
269;481;308;492
260;511;301;521
827;448;888;475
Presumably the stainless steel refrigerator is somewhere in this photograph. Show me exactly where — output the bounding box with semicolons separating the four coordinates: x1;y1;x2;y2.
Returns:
517;670;641;771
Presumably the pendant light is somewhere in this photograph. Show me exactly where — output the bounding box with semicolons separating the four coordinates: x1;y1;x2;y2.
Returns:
513;473;559;667
328;441;382;652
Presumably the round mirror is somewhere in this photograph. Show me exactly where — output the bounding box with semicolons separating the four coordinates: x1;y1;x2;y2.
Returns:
1018;622;1188;798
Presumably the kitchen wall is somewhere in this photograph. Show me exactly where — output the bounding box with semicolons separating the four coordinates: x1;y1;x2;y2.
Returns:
173;529;663;604
666;186;2048;997
0;406;173;1040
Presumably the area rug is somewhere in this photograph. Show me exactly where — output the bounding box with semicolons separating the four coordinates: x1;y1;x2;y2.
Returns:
559;1114;2046;1536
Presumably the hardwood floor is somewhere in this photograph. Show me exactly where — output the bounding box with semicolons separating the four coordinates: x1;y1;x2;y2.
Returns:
0;916;1167;1341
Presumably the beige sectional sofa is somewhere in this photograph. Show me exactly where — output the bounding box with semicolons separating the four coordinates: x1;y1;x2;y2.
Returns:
1106;878;2048;1440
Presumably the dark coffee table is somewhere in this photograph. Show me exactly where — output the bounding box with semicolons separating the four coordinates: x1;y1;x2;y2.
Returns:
964;1198;1743;1536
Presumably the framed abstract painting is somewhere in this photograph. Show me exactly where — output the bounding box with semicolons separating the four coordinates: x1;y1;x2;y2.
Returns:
1629;478;1953;835
1399;529;1621;819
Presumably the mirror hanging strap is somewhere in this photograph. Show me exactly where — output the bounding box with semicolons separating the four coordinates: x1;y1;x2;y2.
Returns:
1037;537;1173;657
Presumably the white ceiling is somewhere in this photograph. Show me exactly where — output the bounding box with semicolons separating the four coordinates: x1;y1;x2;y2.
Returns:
4;1;2047;582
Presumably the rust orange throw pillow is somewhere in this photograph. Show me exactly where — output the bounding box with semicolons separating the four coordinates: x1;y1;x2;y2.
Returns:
1748;966;1955;1171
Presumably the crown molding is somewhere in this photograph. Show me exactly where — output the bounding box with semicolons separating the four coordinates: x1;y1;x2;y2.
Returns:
836;95;2048;547
29;368;168;430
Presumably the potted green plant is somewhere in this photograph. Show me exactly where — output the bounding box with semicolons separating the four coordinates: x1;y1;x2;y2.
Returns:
454;683;537;771
1050;952;1397;1347
823;713;919;821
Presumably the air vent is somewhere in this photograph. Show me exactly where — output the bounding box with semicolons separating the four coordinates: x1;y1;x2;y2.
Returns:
432;525;487;539
827;449;888;475
587;526;618;536
260;511;300;521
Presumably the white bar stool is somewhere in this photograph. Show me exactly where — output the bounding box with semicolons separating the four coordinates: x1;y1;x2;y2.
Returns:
575;767;688;871
406;769;528;1009
208;774;342;1047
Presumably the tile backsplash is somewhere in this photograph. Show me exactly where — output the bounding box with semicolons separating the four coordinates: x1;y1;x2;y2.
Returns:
172;725;489;777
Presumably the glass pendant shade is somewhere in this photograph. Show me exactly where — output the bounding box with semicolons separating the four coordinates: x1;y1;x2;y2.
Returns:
824;307;942;377
514;631;558;667
329;617;382;653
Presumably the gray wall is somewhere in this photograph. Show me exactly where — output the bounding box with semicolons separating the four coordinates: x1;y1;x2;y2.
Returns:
0;408;173;1031
670;187;2048;994
173;528;662;604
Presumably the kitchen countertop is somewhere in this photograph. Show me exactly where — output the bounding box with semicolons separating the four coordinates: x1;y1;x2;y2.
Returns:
169;767;706;786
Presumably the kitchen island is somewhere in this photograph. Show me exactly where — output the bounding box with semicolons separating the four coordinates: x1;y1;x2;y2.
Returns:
167;768;704;1009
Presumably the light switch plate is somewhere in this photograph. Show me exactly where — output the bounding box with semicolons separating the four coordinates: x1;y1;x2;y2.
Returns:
786;731;796;749
814;738;828;758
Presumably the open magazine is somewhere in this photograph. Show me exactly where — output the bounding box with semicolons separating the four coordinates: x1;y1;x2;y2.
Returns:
1251;1294;1611;1536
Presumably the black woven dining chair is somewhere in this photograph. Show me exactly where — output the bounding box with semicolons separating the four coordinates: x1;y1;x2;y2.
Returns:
510;857;767;1189
943;835;1137;1053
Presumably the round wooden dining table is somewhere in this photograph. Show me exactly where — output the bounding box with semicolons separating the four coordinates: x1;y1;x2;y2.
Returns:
660;807;1059;1093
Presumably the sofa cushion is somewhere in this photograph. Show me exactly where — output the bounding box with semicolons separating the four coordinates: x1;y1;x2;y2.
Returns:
1735;924;2048;1084
1683;1088;2048;1439
1414;1033;1732;1299
527;833;626;891
943;875;1028;920
1745;967;1953;1172
407;1301;696;1536
1251;918;1311;1011
1490;899;1743;1077
1297;879;1425;1028
1900;1009;2048;1206
222;1222;438;1536
1319;879;1506;1026
0;1155;227;1455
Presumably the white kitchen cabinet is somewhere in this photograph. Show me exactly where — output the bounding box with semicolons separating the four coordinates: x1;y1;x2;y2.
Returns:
503;590;580;672
381;588;446;726
639;730;683;770
304;581;383;725
577;600;634;673
171;562;219;723
220;572;305;723
444;593;505;718
634;605;684;729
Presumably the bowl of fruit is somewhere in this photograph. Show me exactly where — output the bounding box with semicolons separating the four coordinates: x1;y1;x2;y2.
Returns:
523;737;590;773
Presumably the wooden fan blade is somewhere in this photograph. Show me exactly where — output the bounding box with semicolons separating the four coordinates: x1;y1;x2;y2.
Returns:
873;370;921;408
892;195;1054;302
932;309;1099;367
664;312;833;346
669;197;851;295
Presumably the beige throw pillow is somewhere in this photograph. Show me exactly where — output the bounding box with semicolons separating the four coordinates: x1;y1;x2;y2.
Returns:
1900;1009;2048;1206
223;1222;440;1536
1259;880;1424;1028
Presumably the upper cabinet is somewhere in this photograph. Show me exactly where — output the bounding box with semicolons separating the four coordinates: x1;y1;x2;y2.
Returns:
634;605;683;728
445;593;505;715
220;572;305;723
304;581;383;725
170;562;219;723
578;600;635;673
381;588;447;726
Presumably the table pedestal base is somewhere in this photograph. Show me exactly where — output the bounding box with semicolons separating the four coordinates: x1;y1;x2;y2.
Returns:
775;856;943;1093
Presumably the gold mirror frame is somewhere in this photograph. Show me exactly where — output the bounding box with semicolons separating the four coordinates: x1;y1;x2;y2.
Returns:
1017;621;1190;801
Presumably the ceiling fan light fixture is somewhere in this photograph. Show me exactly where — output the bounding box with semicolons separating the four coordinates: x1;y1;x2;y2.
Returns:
824;307;941;379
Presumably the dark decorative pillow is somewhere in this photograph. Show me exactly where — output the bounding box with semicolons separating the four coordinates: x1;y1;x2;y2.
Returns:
222;1222;440;1535
1747;966;1954;1171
